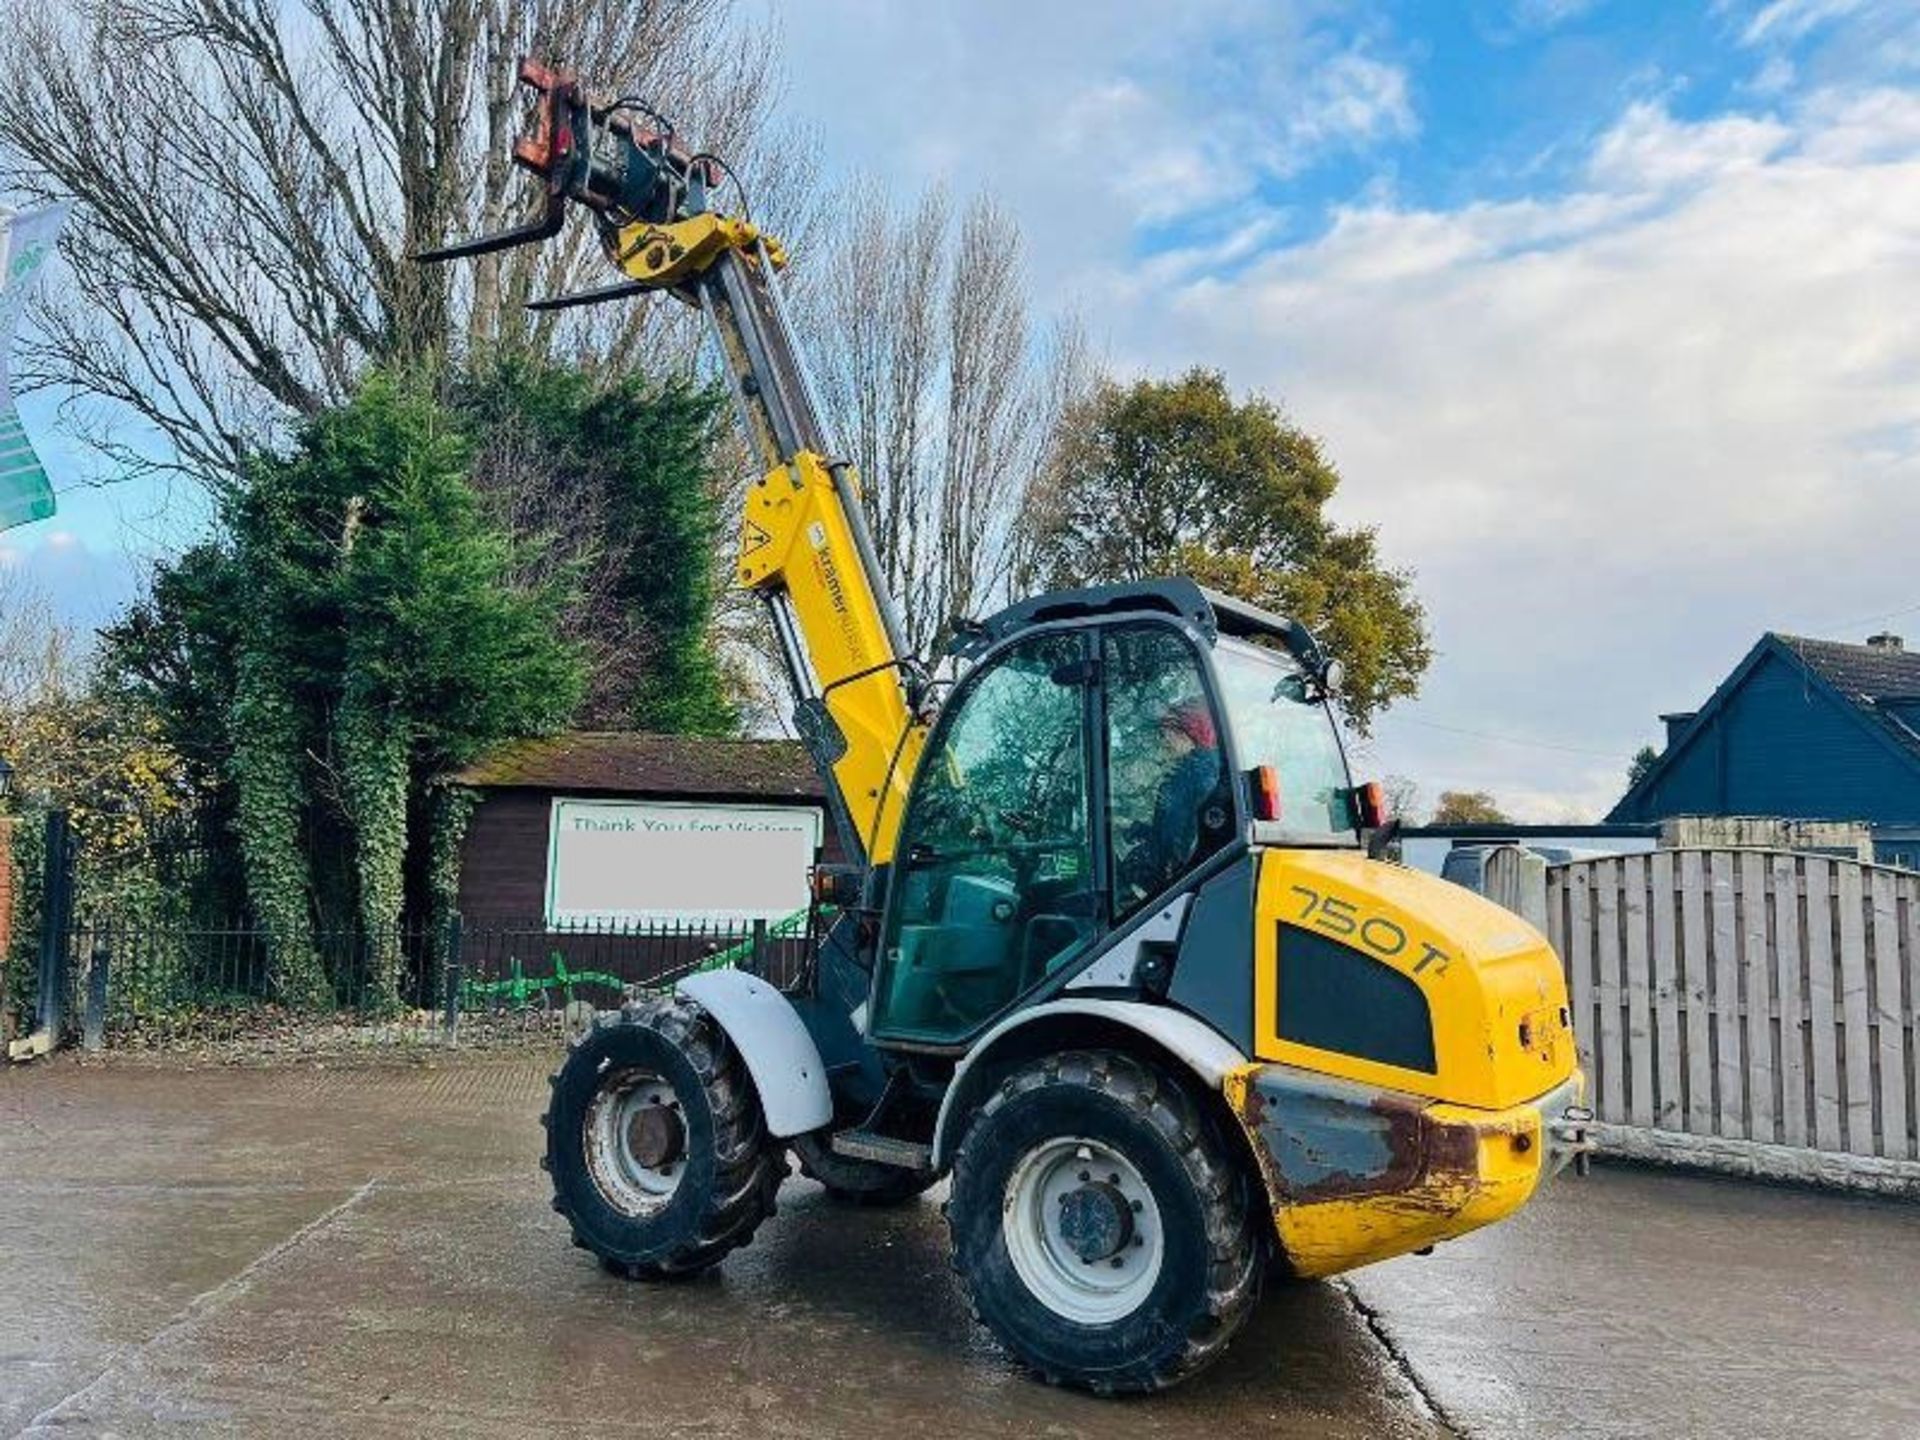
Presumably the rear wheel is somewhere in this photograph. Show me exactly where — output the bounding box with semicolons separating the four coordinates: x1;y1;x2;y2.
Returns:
790;1130;938;1207
542;996;782;1278
946;1050;1262;1394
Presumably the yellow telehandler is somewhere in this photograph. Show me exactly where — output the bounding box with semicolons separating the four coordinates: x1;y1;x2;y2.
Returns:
423;60;1591;1393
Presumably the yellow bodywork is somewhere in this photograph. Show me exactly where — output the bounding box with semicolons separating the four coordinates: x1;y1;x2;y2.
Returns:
605;211;787;289
1225;849;1582;1278
737;451;924;862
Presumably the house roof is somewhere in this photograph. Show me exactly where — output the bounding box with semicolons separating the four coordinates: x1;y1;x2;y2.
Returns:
449;732;824;801
1777;635;1920;757
1608;633;1920;821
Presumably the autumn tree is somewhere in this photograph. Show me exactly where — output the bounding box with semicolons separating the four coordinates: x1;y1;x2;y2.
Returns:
800;180;1091;655
1;568;195;855
2;569;203;1031
1026;369;1429;731
1431;790;1511;825
0;0;799;479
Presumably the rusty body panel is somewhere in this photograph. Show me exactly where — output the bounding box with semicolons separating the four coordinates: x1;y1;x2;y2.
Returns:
1203;847;1588;1279
1224;1063;1585;1278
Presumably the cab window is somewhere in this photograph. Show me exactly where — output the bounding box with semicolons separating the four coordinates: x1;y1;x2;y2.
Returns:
872;633;1096;1042
1213;637;1352;835
1104;625;1232;920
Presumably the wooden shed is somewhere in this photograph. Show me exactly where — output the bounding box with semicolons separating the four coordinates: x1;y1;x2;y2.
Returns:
447;732;836;924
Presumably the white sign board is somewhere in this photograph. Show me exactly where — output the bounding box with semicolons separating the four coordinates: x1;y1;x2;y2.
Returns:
545;798;823;926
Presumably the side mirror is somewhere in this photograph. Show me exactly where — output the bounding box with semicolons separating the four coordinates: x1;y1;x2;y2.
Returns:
1367;818;1403;861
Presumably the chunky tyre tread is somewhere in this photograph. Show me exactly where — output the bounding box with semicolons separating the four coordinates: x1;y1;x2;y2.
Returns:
544;995;781;1280
948;1049;1262;1395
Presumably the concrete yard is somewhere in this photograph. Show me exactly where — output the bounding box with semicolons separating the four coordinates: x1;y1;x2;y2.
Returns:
2;1053;1916;1438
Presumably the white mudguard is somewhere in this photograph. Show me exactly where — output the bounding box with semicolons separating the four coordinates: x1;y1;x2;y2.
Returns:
674;970;834;1138
930;998;1248;1168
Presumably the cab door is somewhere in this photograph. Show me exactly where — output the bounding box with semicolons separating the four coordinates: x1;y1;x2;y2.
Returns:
869;632;1099;1045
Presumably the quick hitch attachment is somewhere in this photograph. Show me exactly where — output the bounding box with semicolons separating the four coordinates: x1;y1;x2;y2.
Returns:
416;57;773;307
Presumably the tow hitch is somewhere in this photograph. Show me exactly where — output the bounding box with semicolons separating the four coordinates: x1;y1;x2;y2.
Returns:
1550;1105;1597;1176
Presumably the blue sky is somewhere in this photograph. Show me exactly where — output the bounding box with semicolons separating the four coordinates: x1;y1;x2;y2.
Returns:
8;0;1920;818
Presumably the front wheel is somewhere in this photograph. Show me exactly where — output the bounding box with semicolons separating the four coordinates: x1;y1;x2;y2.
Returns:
542;996;783;1278
947;1051;1262;1394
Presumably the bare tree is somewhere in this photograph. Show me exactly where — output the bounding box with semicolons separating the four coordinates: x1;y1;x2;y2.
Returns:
0;567;75;720
1382;774;1423;826
798;180;1092;657
0;0;808;482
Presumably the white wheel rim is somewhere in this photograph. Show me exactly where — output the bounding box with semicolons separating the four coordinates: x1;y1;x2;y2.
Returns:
583;1066;686;1217
1002;1136;1163;1324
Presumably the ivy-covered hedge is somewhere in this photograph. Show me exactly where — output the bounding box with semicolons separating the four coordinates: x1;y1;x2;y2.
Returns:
98;363;741;1009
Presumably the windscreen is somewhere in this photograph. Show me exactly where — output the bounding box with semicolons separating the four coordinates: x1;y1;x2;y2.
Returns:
1213;637;1354;837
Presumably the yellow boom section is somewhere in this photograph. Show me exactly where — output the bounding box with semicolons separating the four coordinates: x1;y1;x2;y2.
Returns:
598;211;924;865
417;69;923;868
737;452;924;863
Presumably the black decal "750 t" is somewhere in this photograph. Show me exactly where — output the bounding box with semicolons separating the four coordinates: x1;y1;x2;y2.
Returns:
1289;885;1451;976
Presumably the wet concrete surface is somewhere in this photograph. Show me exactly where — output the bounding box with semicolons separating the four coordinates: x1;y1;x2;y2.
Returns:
1;1054;1914;1438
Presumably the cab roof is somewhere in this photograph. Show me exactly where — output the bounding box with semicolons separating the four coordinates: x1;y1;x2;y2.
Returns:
951;578;1322;667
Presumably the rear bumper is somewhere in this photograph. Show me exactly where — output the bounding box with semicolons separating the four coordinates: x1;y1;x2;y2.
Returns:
1222;1064;1587;1279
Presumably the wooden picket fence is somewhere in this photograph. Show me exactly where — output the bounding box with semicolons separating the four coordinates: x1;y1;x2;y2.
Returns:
1546;850;1920;1169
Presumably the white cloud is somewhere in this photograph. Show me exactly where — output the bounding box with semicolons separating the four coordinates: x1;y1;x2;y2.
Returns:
1586;101;1791;189
1738;0;1870;47
1103;91;1920;816
1510;0;1602;31
1796;84;1920;159
773;2;1414;296
1287;50;1417;157
1748;54;1799;94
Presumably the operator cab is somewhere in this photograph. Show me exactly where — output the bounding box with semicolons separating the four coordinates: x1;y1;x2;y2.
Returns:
868;579;1363;1048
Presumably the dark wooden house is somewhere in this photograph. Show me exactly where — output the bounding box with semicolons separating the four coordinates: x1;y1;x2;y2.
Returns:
1608;633;1920;867
448;732;834;921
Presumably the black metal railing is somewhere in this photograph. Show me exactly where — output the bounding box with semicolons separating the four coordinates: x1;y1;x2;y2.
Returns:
43;914;817;1052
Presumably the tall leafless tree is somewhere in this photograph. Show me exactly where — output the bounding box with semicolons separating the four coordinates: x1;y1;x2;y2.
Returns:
0;0;808;482
799;180;1092;658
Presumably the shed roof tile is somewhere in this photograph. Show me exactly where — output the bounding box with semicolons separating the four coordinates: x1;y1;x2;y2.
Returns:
449;732;823;800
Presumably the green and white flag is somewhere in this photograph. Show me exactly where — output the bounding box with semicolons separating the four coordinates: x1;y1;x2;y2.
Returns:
0;202;71;533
